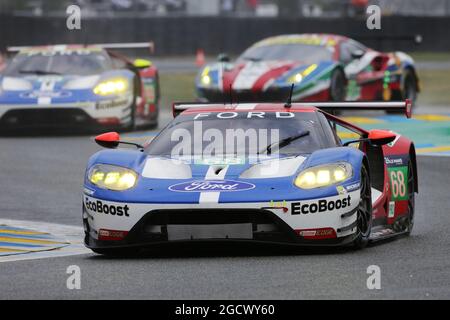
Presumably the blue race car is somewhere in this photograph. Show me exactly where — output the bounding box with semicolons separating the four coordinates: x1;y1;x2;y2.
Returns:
0;43;159;132
82;100;417;255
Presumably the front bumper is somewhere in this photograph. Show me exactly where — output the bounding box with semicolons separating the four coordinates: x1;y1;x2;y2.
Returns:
83;191;360;249
0;96;133;131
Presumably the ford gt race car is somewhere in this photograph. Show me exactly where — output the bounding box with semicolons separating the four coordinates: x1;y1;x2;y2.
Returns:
196;34;419;107
0;43;159;131
82;99;417;255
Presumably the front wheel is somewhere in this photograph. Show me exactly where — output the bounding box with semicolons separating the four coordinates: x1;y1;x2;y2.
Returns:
329;68;347;101
352;165;373;249
402;69;418;105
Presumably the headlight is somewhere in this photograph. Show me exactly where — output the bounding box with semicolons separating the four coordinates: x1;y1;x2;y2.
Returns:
294;162;352;189
287;63;318;84
88;164;137;191
200;67;211;86
201;74;211;85
290;73;303;83
93;78;128;96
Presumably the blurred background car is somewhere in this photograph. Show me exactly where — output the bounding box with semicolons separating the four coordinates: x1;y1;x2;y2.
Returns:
0;43;159;132
195;34;419;106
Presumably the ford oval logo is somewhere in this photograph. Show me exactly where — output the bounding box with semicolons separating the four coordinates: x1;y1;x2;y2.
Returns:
169;180;255;192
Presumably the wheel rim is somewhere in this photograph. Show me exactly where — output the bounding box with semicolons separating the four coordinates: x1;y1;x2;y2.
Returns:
357;169;372;237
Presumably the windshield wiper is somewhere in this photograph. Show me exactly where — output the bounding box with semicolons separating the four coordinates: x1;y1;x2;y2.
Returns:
259;130;310;155
19;69;61;75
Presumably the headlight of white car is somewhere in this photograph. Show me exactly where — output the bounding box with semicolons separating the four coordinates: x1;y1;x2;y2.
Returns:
88;164;137;191
294;162;353;189
287;63;318;84
200;67;212;86
93;78;129;96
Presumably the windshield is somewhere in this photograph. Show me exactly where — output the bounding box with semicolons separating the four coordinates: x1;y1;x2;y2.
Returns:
147;111;323;159
238;44;334;64
3;50;112;76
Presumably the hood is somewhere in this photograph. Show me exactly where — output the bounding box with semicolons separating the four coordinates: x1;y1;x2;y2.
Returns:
140;155;307;180
86;146;364;204
198;60;336;93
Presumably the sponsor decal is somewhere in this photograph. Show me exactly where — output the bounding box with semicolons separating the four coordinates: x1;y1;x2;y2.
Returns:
291;195;351;215
388;201;395;218
193;111;295;120
345;182;360;192
96;98;129;110
84;197;129;217
169;180;255;192
20;90;72;99
336;185;347;195
384;155;407;166
267;200;289;213
194;157;245;165
387;165;409;201
83;187;95;196
24;48;97;57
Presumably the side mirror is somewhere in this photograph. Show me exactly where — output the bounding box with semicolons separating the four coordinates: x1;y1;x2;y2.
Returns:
94;132;144;150
368;129;396;146
351;49;365;59
343;130;396;147
133;58;152;69
217;53;230;63
95;132;120;148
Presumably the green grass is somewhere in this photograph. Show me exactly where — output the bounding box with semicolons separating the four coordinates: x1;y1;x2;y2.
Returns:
158;69;450;107
408;52;450;62
159;73;196;106
417;69;450;106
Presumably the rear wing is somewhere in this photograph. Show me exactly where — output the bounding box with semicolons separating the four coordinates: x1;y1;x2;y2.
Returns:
292;100;412;118
6;42;155;54
172;100;412;118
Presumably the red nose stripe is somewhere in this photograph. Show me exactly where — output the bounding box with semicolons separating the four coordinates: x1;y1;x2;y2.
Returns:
251;64;294;92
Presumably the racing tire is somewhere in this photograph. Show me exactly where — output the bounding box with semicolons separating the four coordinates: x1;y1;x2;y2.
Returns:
402;69;418;106
389;68;418;114
124;106;136;132
329;68;347;102
352;165;373;249
123;80;137;132
405;160;415;235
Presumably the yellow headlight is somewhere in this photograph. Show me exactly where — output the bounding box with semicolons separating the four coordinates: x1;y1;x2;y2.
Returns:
288;64;318;83
88;164;137;191
200;66;212;86
295;163;352;189
93;78;128;96
201;75;211;85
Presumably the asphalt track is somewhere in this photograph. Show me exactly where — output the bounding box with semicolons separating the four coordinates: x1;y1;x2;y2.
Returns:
0;102;450;300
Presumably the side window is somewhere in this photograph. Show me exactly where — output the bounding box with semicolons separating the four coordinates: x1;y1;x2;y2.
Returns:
325;116;363;149
316;112;340;147
339;40;366;64
339;42;353;64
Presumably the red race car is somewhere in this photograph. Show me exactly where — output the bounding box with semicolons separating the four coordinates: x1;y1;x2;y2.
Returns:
196;34;420;109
